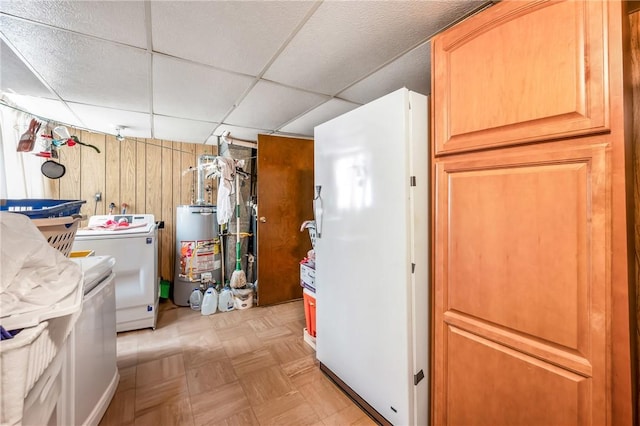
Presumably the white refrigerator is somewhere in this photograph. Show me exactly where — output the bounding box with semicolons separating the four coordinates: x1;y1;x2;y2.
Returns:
314;88;429;426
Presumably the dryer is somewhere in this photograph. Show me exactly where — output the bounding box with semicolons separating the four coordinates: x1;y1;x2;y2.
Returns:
67;255;118;425
72;214;158;332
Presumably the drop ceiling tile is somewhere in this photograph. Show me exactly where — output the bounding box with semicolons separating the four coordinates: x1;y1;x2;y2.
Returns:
153;55;254;123
279;98;359;136
1;15;149;112
153;115;217;144
68;103;151;138
264;1;487;95
3;93;82;127
151;1;317;76
1;41;53;99
226;80;327;130
211;124;269;143
0;0;147;48
339;42;431;105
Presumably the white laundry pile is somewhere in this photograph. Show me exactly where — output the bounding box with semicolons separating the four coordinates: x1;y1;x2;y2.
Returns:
216;156;236;225
0;212;82;318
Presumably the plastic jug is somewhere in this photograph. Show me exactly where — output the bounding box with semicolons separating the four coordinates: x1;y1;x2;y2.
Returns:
189;288;203;311
218;286;235;312
201;286;218;315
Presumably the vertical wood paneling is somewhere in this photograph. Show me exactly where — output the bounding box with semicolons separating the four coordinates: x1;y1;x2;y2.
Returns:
42;126;60;198
161;140;174;281
120;138;136;215
136;139;146;214
172;142;182;284
196;144;216;204
145;142;162;219
59;128;81;201
105;135;120;214
79;131;106;217
180;142;196;205
47;130;230;288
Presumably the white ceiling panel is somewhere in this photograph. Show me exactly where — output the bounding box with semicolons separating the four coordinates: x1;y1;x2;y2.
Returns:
0;0;147;48
153;115;217;144
153;55;254;123
0;1;493;145
68;103;151;139
211;124;270;143
1;40;52;99
339;42;432;105
264;1;486;95
151;1;318;76
279;98;360;136
3;93;82;128
1;15;149;112
226;81;327;130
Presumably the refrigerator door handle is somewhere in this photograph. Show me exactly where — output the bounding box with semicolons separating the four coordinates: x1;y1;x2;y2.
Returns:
314;185;323;238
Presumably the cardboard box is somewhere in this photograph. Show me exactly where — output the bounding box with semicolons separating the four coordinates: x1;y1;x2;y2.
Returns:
300;263;315;291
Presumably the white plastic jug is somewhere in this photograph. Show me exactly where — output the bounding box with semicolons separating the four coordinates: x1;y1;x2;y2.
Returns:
189;288;203;311
201;286;218;315
218;287;235;312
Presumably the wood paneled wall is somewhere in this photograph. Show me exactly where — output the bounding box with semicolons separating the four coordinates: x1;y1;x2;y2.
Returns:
42;131;220;284
631;9;640;419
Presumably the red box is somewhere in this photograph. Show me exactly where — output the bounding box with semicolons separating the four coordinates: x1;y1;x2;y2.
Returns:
303;288;316;338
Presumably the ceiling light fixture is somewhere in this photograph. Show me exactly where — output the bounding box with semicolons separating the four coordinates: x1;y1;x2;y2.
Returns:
115;126;125;142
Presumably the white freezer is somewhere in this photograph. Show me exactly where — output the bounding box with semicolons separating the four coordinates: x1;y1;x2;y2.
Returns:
314;88;429;425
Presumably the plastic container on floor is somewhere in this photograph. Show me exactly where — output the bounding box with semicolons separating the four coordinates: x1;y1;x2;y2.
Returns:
218;287;234;312
232;287;254;310
201;287;218;315
189;288;203;311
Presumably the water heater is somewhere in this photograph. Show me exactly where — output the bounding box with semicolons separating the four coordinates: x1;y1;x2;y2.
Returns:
174;205;222;306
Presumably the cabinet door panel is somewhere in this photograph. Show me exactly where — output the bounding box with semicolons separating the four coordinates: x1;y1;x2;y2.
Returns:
432;0;607;155
434;141;607;425
446;327;592;426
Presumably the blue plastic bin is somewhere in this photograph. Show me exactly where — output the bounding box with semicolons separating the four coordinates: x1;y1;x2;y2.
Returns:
0;199;86;218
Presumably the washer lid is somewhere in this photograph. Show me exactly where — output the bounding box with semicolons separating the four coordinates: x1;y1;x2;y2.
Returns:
77;214;156;237
71;255;115;292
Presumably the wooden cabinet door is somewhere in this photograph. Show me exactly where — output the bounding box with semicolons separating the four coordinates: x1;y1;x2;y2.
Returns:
434;140;607;425
432;0;608;155
431;0;634;424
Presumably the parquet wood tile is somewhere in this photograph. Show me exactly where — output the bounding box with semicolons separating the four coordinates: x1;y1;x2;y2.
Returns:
133;396;194;426
239;365;297;406
99;388;135;426
322;405;378;426
230;347;279;377
190;381;249;426
117;365;137;393
250;391;320;426
99;300;372;426
186;358;238;394
134;376;190;416
136;353;185;387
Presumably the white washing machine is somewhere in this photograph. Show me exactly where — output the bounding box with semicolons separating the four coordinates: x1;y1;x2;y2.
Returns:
67;255;118;426
72;214;159;332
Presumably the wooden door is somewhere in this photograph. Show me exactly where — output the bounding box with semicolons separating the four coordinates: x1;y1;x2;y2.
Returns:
431;0;634;424
256;134;314;305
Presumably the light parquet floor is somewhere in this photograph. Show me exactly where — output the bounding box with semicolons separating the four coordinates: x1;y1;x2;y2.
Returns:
99;299;375;426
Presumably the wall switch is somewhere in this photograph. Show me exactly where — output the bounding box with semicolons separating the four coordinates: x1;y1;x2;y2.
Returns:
95;192;102;202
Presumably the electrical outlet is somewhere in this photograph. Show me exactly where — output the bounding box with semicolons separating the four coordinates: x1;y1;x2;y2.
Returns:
95;192;102;202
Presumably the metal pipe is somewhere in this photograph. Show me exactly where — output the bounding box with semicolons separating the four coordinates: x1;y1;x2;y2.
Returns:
196;154;216;205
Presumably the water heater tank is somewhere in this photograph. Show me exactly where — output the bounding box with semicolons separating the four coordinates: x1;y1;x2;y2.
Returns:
174;205;222;306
